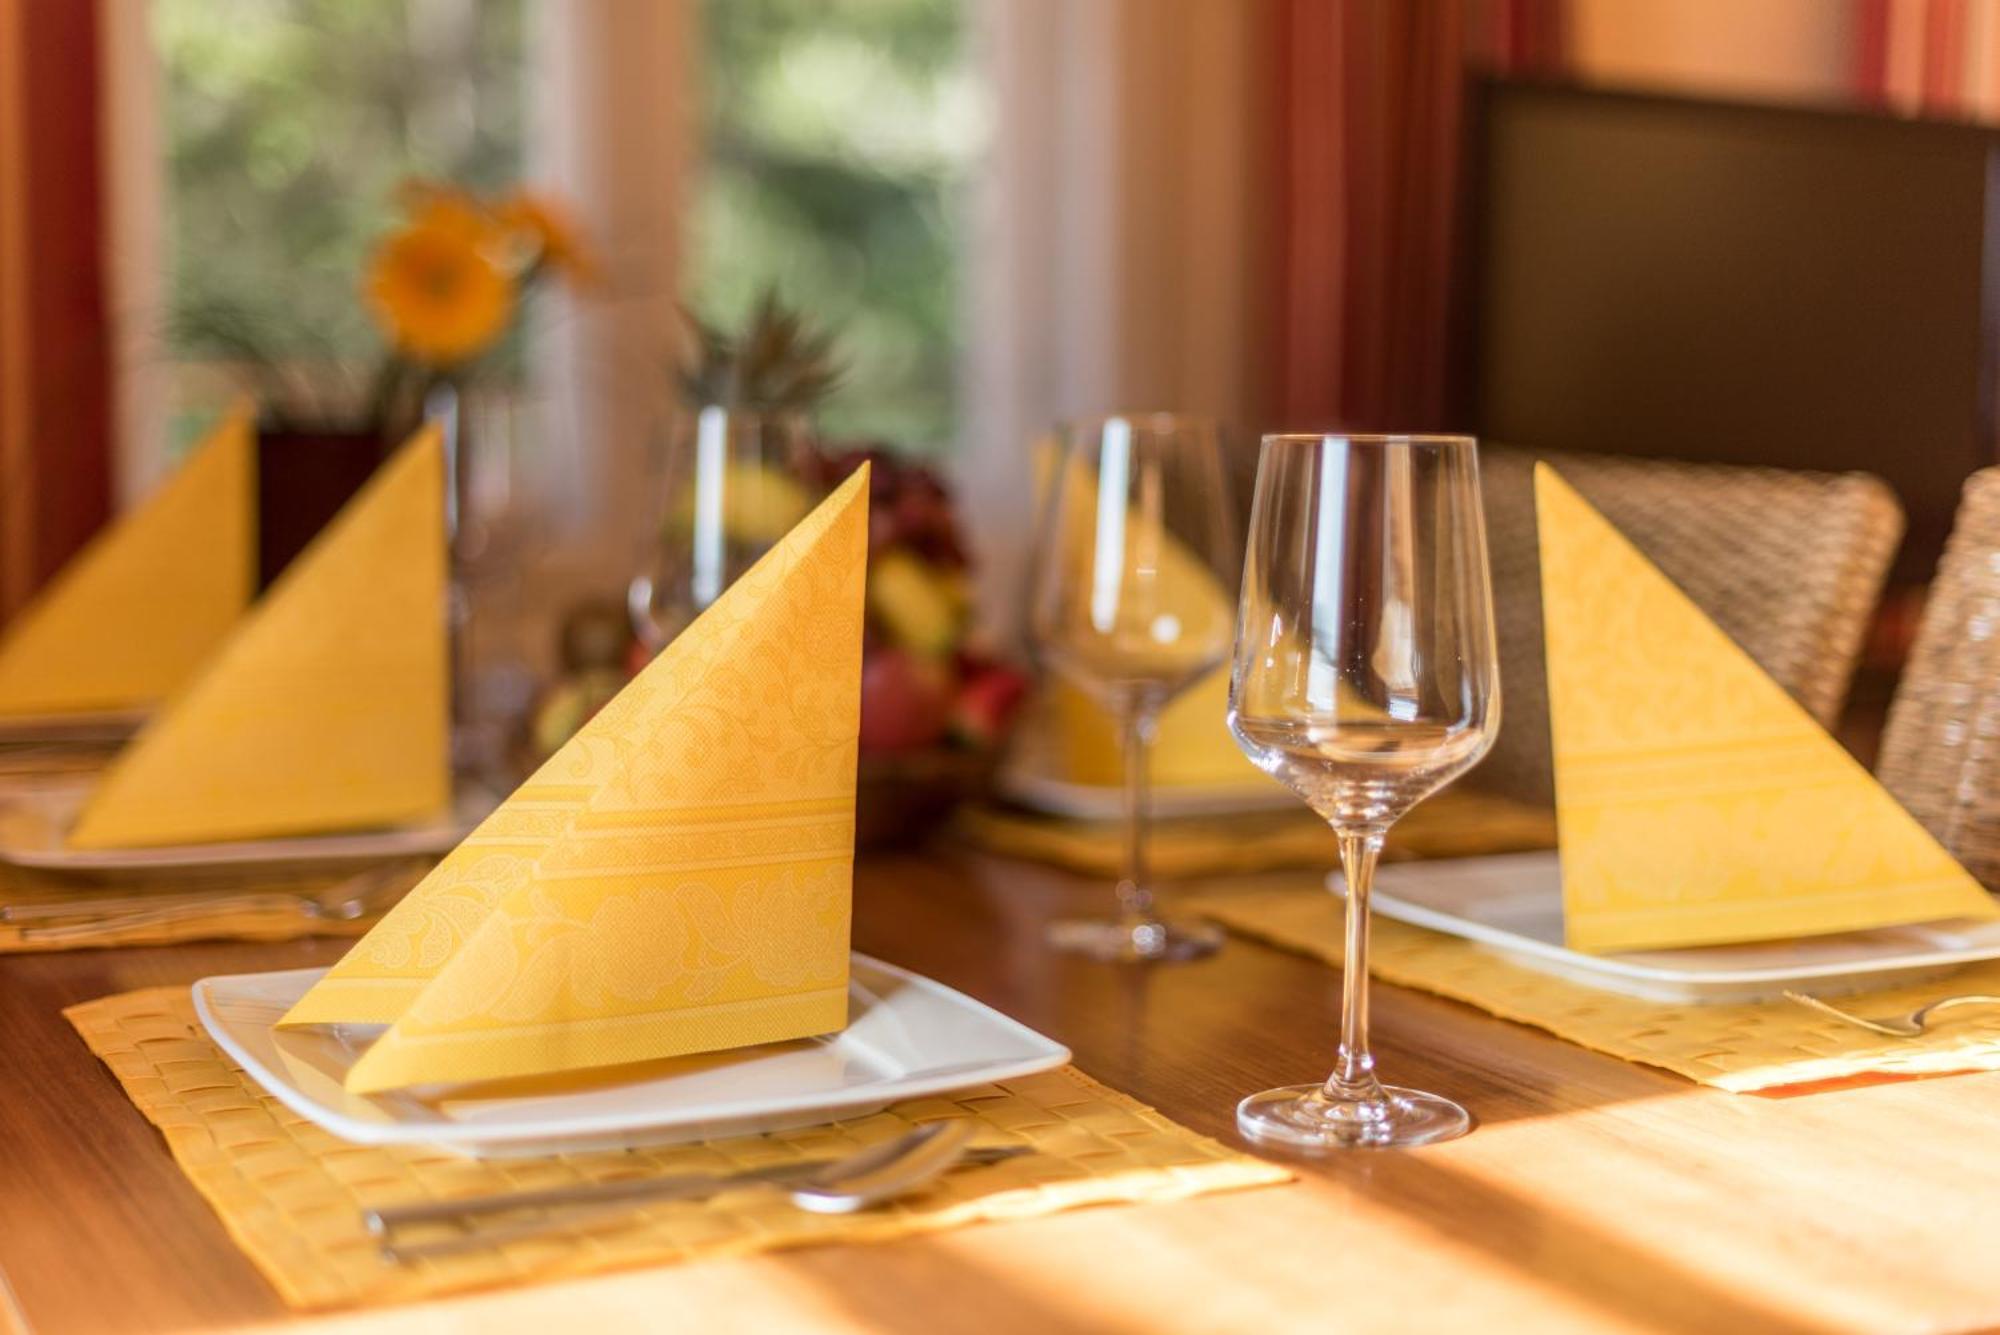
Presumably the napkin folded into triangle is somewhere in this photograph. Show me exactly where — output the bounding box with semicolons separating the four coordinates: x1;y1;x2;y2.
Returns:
0;405;255;717
67;427;450;849
281;465;870;1095
1536;463;1998;952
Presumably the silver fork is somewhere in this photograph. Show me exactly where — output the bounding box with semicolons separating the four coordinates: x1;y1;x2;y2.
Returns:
1783;989;2000;1038
6;861;423;942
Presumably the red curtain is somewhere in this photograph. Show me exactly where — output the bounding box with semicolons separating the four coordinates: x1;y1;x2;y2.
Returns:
0;0;113;623
1854;0;1976;115
1269;0;1564;432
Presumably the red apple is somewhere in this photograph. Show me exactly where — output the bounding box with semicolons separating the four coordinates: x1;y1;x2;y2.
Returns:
858;647;952;753
948;664;1030;750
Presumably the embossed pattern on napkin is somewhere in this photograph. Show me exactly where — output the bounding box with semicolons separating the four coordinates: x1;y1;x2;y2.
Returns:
285;467;871;1094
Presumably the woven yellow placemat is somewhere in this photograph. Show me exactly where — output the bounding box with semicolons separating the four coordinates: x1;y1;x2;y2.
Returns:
64;987;1289;1311
1196;885;2000;1092
956;789;1555;879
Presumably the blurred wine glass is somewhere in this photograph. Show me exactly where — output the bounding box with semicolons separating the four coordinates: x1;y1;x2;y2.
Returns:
438;385;551;783
1025;413;1239;962
629;407;816;652
1228;433;1500;1150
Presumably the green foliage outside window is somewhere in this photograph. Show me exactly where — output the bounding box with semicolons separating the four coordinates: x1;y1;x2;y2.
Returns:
158;0;524;367
158;0;972;452
691;0;977;451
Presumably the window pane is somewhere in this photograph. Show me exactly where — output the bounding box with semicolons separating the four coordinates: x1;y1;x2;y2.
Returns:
158;0;525;372
691;0;979;452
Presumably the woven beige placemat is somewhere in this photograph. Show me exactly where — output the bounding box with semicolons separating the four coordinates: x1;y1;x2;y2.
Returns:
65;987;1289;1311
1196;885;2000;1092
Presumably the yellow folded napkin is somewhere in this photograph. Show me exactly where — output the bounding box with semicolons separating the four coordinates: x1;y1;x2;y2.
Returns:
1537;464;1997;952
67;427;449;849
1039;669;1277;792
0;405;254;717
281;467;871;1095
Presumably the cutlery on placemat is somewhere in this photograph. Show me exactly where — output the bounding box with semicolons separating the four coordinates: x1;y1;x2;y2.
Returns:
373;1121;1025;1262
4;860;424;941
1783;989;2000;1039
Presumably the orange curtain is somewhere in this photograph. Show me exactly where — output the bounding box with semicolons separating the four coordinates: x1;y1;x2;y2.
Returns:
1269;0;1563;432
0;0;113;624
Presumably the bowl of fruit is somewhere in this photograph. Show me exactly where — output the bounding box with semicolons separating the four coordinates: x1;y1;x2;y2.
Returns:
802;446;1029;849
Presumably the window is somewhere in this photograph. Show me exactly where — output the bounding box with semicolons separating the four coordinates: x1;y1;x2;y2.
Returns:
156;0;526;441
148;0;975;456
690;0;979;451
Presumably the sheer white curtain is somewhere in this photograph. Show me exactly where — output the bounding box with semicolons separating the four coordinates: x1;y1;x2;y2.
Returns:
98;0;169;505
527;0;693;578
958;0;1272;642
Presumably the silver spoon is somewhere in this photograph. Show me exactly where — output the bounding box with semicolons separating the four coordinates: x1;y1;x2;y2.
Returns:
381;1121;988;1262
789;1118;978;1214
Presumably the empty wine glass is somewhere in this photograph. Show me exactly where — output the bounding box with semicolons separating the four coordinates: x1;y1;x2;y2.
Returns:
1026;414;1240;962
1227;433;1500;1149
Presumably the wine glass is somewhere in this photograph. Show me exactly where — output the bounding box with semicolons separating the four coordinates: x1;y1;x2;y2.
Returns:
1026;413;1240;962
629;407;816;652
1227;433;1500;1149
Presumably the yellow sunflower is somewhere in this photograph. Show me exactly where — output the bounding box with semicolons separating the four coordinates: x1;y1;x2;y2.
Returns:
364;219;515;366
396;179;490;237
495;191;599;283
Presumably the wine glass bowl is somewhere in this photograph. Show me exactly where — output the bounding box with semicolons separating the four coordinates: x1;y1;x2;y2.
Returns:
1227;433;1500;1149
630;407;815;653
1026;413;1240;962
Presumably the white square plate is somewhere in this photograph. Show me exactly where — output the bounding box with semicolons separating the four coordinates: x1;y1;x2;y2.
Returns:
194;953;1071;1157
0;783;495;874
1365;850;2000;1003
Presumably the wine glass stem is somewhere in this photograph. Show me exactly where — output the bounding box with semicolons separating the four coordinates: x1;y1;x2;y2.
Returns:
1118;705;1159;928
1327;829;1387;1101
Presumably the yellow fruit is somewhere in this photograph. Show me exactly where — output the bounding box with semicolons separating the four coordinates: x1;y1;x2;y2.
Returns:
868;550;965;656
667;462;812;547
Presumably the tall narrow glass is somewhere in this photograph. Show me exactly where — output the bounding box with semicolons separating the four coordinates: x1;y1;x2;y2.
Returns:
1027;414;1240;962
1227;434;1500;1148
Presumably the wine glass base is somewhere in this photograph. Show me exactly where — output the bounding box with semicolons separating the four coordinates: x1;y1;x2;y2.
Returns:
1236;1083;1471;1152
1046;917;1223;963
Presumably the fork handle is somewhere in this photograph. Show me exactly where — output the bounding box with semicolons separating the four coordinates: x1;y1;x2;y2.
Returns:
17;894;316;942
378;1145;1027;1264
2;888;303;923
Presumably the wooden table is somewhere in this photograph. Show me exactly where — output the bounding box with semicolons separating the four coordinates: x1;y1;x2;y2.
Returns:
5;849;2000;1334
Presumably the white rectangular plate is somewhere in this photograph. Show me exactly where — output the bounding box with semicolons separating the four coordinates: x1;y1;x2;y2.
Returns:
194;954;1071;1156
0;783;495;873
1365;850;2000;1004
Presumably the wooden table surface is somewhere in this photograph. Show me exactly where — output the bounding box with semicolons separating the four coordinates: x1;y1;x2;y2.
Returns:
7;848;2000;1334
